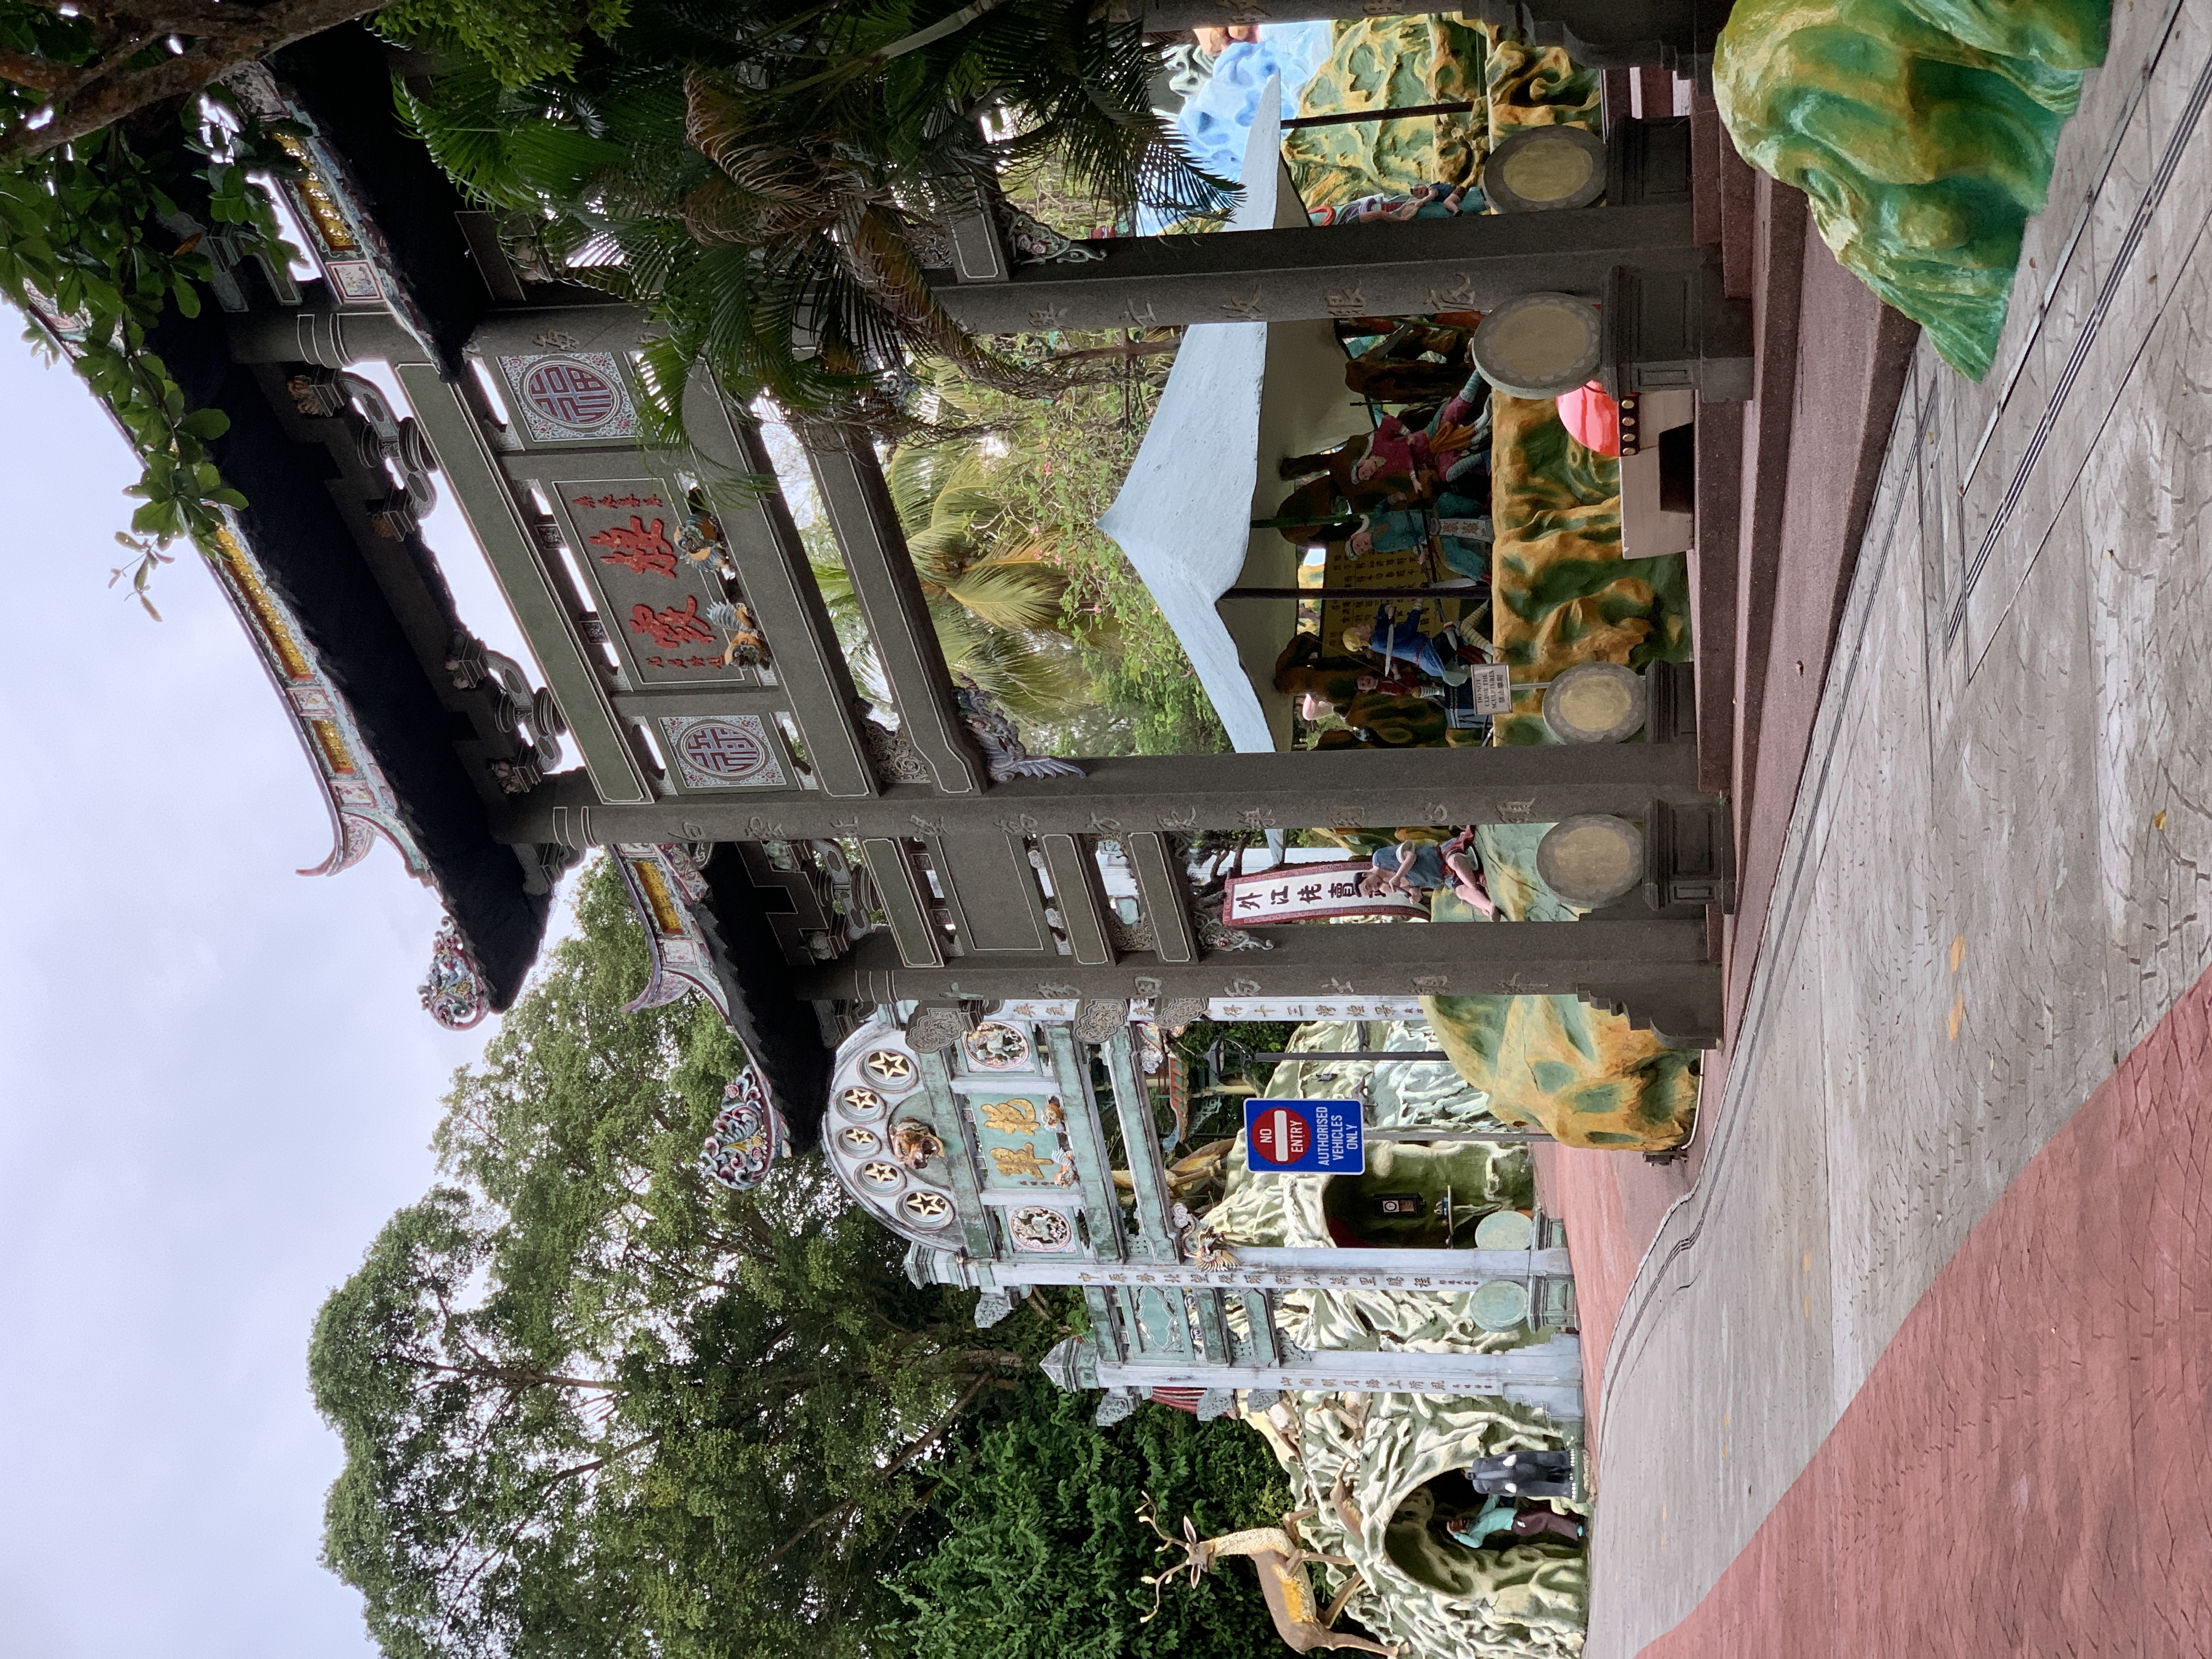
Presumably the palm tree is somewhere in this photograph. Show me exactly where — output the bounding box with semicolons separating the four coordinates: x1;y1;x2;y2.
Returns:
807;428;1084;721
392;0;1233;436
884;438;1069;633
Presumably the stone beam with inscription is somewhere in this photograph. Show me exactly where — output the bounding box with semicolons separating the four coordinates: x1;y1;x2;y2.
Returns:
994;1251;1575;1289
931;203;1703;334
498;744;1713;846
797;923;1723;1044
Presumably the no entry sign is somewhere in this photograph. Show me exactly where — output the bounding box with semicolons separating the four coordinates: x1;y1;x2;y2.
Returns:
1244;1098;1365;1175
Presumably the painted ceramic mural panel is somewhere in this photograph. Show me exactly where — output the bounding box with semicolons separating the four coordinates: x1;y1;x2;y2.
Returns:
960;1021;1034;1073
1005;1204;1079;1254
324;259;382;303
966;1092;1074;1188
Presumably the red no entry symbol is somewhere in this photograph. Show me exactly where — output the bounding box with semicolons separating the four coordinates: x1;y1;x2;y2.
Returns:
1251;1105;1313;1166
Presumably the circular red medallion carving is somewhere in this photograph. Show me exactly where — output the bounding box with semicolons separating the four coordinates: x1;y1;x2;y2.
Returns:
519;357;620;430
678;719;767;781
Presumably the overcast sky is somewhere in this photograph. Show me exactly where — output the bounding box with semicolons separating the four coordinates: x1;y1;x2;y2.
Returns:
0;338;550;1657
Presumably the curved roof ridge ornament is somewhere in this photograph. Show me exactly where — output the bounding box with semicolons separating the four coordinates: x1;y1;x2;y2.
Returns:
297;815;379;880
952;676;1084;781
699;1067;789;1192
202;523;433;883
612;843;732;1020
419;918;489;1030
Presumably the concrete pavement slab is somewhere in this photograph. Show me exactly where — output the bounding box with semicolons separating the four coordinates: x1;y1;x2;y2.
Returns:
1585;4;2212;1651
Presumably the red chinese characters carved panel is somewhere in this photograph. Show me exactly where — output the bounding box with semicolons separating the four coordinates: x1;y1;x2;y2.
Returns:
591;515;676;577
551;478;756;687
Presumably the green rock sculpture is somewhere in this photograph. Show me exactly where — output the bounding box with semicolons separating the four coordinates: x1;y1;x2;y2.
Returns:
1714;0;2108;377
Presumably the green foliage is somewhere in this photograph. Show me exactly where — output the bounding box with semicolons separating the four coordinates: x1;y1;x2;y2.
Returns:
925;348;1231;755
0;97;289;605
804;510;1088;724
0;1;98;113
799;360;1231;753
378;0;630;87
891;1381;1294;1659
311;857;1075;1659
885;438;1071;633
397;1;1232;433
1174;1020;1300;1072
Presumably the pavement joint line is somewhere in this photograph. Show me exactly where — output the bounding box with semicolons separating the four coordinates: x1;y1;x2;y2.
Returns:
1960;0;2193;488
1955;1;2212;641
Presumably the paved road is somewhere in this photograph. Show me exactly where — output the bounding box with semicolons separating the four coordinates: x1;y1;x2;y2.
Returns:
1587;1;2212;1650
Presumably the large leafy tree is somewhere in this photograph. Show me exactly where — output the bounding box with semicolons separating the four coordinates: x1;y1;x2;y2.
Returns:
391;0;1231;431
311;857;1065;1659
0;0;636;161
894;1379;1296;1659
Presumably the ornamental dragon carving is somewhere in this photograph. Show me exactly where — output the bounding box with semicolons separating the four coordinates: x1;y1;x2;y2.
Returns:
953;676;1084;783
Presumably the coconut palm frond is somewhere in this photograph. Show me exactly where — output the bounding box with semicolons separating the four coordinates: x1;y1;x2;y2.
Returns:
844;203;1047;396
398;67;528;205
404;68;650;216
930;606;1085;719
808;551;889;698
885;441;957;530
973;12;1237;216
808;551;855;608
905;524;981;578
935;559;1069;634
932;482;1003;527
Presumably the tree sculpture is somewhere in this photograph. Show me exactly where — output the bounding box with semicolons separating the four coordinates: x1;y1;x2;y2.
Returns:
1138;1496;1401;1657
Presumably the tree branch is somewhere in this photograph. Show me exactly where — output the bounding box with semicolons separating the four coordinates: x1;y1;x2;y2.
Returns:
758;1373;992;1568
756;1374;990;1571
397;1354;627;1392
447;1430;664;1598
952;1348;1031;1373
0;0;383;164
0;49;81;93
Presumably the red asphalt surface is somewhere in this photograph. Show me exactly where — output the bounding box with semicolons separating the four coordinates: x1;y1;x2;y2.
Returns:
1637;958;2212;1657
